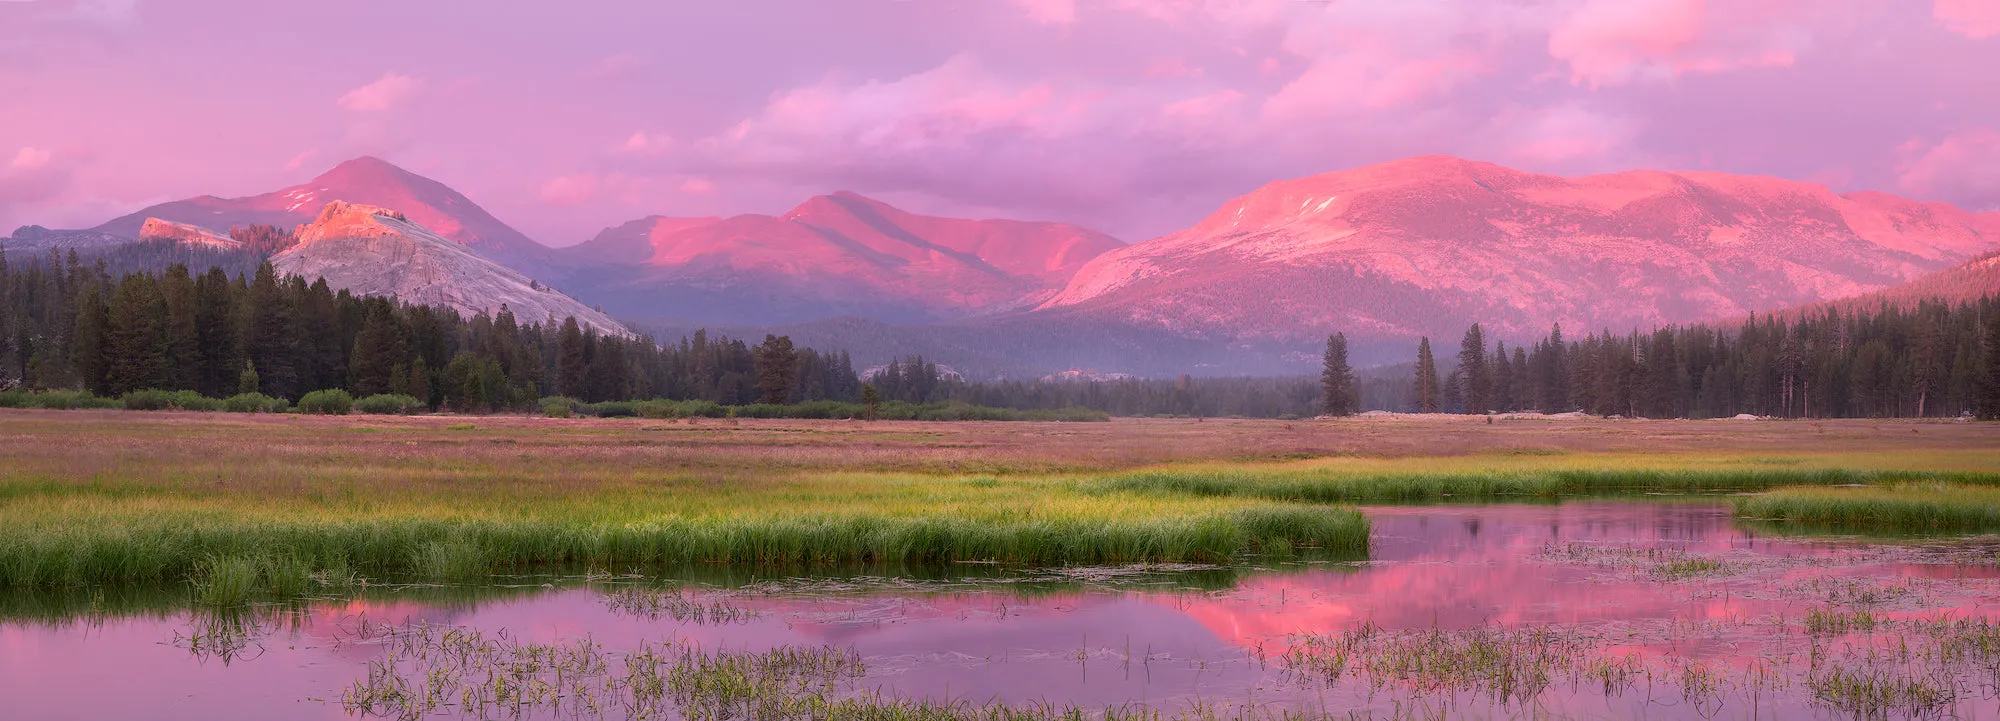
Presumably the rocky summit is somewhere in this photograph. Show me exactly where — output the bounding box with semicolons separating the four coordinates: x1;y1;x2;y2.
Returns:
272;201;624;335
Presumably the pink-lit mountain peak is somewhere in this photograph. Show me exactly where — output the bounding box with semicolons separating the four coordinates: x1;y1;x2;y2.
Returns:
1045;156;2000;343
88;156;550;268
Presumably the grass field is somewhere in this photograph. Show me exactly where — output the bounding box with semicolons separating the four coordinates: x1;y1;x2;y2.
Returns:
1;410;1994;591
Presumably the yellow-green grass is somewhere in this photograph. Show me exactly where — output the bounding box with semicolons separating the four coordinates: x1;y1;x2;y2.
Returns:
1090;451;2000;503
3;411;1995;590
0;471;1369;589
1737;483;2000;532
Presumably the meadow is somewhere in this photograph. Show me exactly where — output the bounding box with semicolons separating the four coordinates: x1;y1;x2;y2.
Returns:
1;409;1995;593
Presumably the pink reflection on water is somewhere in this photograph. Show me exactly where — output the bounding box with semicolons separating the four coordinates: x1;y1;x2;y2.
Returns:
4;501;2000;719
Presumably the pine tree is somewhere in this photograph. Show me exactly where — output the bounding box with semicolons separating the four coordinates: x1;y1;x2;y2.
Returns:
860;383;881;420
241;263;294;397
408;356;432;408
1414;337;1440;413
1458;324;1490;414
70;288;110;396
1492;341;1514;412
753;334;798;404
1978;307;2000;420
104;274;168;395
1319;332;1356;416
237;361;260;396
348;301;406;396
555;317;587;398
160;264;200;391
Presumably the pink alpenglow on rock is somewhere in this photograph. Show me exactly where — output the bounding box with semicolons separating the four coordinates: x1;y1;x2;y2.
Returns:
273;201;625;336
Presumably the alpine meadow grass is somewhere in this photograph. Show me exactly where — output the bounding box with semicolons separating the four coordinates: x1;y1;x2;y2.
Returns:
1;411;1994;590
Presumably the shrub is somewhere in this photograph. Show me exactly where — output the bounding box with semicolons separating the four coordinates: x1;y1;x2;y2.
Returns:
121;389;220;411
582;401;636;418
354;394;424;415
223;393;289;413
32;391;120;410
0;390;28;408
296;389;355;415
632;399;679;419
676;399;728;418
540;396;578;418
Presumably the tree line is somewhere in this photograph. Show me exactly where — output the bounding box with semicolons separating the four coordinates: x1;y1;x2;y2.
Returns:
1325;298;2000;419
0;249;860;411
7;244;1998;420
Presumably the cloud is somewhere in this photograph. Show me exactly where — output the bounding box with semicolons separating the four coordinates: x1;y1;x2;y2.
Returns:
678;177;716;195
337;72;422;112
1012;0;1077;25
0;147;75;227
1897;129;2000;210
1546;0;1844;87
281;148;321;172
10;146;51;171
1259;1;1518;120
621;131;673;155
1485;103;1642;166
1936;0;2000;38
538;173;599;206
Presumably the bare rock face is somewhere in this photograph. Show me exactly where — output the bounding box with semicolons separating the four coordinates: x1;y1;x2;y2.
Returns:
559;192;1125;324
91;156;552;270
273;201;625;335
138;218;240;249
1040;156;2000;342
4;225;128;253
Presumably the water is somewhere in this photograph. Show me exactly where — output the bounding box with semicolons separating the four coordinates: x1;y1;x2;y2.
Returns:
6;501;2000;720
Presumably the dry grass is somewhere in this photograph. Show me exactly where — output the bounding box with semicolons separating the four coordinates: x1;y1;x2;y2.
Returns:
0;410;1992;588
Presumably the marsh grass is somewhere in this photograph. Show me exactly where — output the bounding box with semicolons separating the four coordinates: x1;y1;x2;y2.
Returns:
602;587;759;625
1738;483;2000;532
1807;666;1954;718
0;502;1368;589
1535;543;1739;581
1096;467;2000;504
1804;607;1879;636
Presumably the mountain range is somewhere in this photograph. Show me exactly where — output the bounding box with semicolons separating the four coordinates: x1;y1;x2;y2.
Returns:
549;191;1125;324
7;155;1996;376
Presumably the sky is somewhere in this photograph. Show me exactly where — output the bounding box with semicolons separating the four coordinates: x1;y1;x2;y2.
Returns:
2;0;1998;246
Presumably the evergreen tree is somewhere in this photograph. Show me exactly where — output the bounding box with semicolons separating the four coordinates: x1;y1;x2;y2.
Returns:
1458;324;1490;414
1442;369;1464;414
1319;332;1356;416
237;361;260;396
753;334;799;404
70;288;110;396
1979;308;2000;420
408;356;432;408
860;383;881;420
555;318;587;398
1492;341;1514;412
104;273;169;395
1414;337;1440;413
241;263;295;397
348;301;406;396
160;264;200;391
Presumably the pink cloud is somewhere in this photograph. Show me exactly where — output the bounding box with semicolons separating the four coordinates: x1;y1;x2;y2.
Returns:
678;178;716;195
1898;129;2000;210
281;148;321;172
1547;0;1844;87
538;173;598;206
10;147;53;172
621;131;673;155
1936;0;2000;38
1260;3;1503;120
1487;104;1642;166
337;72;423;112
